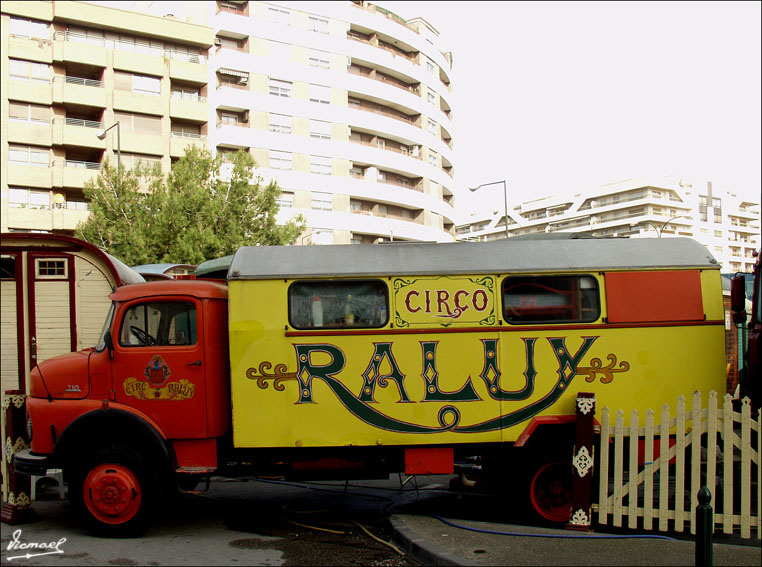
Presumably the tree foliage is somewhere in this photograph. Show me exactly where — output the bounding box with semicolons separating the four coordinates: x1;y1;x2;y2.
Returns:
75;147;305;265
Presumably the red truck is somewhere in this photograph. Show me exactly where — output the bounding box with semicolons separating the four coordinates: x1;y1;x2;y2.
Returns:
13;238;728;535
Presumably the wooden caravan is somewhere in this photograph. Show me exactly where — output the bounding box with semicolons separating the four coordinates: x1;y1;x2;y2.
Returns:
1;233;144;394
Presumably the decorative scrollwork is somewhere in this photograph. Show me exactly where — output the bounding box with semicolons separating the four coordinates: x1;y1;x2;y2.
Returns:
577;396;596;415
2;394;26;409
577;354;630;384
5;436;28;462
247;361;297;391
573;445;594;478
569;508;590;526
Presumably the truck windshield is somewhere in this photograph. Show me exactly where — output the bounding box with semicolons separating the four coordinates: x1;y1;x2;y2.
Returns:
94;302;115;352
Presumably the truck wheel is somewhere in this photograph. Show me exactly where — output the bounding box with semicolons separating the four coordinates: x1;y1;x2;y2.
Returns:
527;460;573;525
70;445;158;537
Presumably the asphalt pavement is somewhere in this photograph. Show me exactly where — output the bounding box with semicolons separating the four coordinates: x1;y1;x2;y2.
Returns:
390;513;761;566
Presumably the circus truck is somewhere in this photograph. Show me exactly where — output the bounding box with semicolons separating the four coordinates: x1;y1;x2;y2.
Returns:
14;236;727;535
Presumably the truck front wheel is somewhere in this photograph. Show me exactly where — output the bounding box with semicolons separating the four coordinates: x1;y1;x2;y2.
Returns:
70;445;158;537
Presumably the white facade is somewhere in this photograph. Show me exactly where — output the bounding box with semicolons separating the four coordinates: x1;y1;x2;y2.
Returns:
194;0;460;244
456;177;760;273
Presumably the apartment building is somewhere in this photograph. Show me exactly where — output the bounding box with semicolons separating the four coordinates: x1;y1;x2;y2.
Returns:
2;1;460;245
456;177;760;273
1;1;215;234
198;0;459;244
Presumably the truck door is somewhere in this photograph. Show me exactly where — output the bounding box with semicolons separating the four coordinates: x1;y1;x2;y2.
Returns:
110;298;207;439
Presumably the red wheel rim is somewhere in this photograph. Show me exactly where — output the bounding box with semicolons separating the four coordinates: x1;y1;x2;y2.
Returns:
83;463;142;525
529;462;572;522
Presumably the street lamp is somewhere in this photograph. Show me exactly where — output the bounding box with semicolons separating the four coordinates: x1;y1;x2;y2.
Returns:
469;180;509;238
642;215;687;238
96;121;120;189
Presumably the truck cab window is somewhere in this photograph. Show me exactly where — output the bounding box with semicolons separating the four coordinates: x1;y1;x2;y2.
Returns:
119;301;197;347
289;280;388;329
502;275;599;324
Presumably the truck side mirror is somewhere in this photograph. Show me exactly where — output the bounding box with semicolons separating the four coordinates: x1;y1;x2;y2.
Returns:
105;330;115;360
731;274;747;325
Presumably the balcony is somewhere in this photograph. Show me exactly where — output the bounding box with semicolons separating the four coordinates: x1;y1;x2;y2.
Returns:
52;118;108;149
52;33;108;67
170;132;207;158
52;75;107;108
169;94;208;122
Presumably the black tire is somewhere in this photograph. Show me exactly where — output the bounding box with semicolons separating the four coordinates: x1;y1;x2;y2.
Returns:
69;444;158;537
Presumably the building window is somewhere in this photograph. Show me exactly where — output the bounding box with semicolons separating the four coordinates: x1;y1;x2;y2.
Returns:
311;156;332;175
309;49;330;69
309;84;331;104
171;85;201;101
114;111;162;135
9;145;49;166
220;112;239;125
269;114;292;134
427;90;436;105
269;78;292;97
311;191;332;210
9;17;49;40
270;150;292;170
119;153;162;170
376;139;386;149
377;204;388;216
308;15;329;34
35;259;67;279
310;120;331;140
426;60;435;74
427;119;437;135
115;71;161;96
269;6;290;25
277;191;294;208
428;152;438;167
8;188;50;209
9;59;50;82
9;102;49;123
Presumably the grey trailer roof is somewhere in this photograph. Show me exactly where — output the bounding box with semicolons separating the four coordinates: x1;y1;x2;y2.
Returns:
228;237;719;280
195;255;234;278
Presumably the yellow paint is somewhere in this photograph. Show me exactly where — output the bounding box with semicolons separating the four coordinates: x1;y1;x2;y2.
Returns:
228;270;726;449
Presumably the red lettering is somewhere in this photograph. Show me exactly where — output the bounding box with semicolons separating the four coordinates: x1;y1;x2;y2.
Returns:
436;290;452;315
405;290;421;313
425;290;431;313
453;290;470;316
473;289;489;311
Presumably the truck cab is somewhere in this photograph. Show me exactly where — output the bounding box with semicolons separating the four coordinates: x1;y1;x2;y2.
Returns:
18;280;230;535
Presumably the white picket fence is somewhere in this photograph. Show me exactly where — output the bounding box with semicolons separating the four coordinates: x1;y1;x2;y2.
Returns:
596;391;760;539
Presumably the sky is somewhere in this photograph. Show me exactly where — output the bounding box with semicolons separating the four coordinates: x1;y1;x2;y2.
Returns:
380;1;761;210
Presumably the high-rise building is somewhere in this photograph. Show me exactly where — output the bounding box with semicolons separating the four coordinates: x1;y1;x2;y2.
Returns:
456;177;760;273
1;1;214;234
2;1;461;244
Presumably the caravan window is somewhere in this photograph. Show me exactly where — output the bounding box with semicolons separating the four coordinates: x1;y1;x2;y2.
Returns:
289;281;388;329
502;275;599;324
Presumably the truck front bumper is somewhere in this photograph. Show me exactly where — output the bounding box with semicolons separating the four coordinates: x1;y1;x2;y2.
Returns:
13;448;50;476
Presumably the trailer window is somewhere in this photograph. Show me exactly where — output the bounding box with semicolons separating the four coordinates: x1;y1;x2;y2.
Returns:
289;280;388;329
502;275;599;324
119;301;197;347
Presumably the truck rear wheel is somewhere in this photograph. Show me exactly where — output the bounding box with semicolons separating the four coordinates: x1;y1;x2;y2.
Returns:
527;460;573;524
70;445;158;537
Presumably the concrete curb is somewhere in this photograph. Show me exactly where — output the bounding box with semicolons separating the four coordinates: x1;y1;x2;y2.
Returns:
389;515;481;566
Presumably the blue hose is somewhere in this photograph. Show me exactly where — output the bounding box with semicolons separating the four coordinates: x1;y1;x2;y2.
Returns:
431;514;676;540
